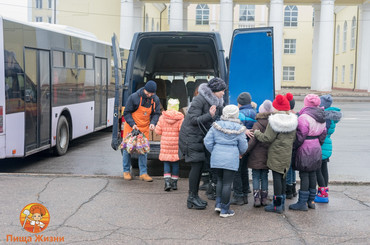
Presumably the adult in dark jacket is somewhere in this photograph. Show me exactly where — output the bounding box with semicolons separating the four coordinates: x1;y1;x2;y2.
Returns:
122;80;161;182
179;77;225;210
289;94;327;211
246;100;274;207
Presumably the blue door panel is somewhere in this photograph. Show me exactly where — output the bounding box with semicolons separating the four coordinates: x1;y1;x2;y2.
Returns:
228;28;275;110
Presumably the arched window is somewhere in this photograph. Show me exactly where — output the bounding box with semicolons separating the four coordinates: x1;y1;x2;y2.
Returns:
151;18;154;31
145;14;149;32
336;25;340;54
351;16;356;49
157;22;159;31
343;21;347;52
196;4;209;25
284;5;298;27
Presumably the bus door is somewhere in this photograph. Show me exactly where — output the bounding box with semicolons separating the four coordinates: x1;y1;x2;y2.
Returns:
227;27;275;108
94;58;108;129
24;48;51;152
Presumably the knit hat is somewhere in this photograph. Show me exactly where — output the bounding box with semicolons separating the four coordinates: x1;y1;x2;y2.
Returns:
304;94;321;107
237;92;252;106
289;98;296;110
272;93;293;111
320;94;333;109
259;100;274;113
167;98;179;111
222;104;239;119
208;77;226;92
144;80;157;93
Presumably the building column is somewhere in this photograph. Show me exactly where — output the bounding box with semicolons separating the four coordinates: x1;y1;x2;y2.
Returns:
311;4;321;90
219;0;233;55
133;1;144;34
316;0;335;91
269;0;284;91
356;2;370;91
120;0;134;49
170;0;183;31
183;2;189;31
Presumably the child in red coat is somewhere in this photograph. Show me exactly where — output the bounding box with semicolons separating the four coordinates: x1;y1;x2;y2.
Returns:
155;99;184;191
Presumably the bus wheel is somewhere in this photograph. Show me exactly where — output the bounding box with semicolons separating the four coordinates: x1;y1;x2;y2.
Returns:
55;115;70;156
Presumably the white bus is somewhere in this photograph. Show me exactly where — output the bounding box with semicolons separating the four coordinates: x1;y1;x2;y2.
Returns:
0;17;127;158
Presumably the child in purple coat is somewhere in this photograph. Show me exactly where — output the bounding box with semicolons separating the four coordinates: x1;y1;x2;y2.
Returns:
289;94;327;211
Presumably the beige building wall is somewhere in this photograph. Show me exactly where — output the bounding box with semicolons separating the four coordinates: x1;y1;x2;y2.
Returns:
143;4;163;32
56;0;120;43
282;5;314;88
31;0;53;23
333;6;358;89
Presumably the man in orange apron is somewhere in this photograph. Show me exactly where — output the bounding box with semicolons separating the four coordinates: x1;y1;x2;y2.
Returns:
122;80;161;182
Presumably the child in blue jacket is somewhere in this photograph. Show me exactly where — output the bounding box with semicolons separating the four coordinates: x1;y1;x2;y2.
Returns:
315;94;342;203
204;105;248;218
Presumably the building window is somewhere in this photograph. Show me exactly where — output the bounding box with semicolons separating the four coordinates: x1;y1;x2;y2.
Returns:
36;0;42;9
196;4;209;25
48;0;52;9
334;66;338;83
145;14;149;31
350;64;354;83
239;5;255;22
284;39;296;54
343;21;347;52
351;16;356;49
342;65;345;83
283;66;295;81
284;5;298;27
312;9;315;27
151;18;154;31
336;25;340;54
157;23;159;31
35;16;43;22
167;5;170;25
48;17;52;23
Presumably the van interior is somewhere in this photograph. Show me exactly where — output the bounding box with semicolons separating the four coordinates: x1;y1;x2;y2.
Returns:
130;33;220;112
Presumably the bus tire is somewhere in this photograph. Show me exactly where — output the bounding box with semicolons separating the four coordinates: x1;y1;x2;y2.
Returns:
55;115;70;156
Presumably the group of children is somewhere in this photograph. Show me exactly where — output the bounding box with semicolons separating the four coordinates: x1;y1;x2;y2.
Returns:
155;87;341;217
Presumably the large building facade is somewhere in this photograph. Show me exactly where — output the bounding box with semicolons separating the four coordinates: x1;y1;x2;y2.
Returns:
25;0;370;92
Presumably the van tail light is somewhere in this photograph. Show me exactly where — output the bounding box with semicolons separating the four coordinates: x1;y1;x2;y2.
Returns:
0;106;3;133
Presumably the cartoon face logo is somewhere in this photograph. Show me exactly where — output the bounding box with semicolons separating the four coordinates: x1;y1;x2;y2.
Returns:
20;203;50;233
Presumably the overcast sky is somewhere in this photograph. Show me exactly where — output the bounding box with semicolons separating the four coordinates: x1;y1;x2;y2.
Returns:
0;0;28;22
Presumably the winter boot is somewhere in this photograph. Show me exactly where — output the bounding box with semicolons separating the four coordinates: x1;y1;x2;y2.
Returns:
264;195;283;214
292;183;297;197
187;191;206;210
261;190;268;206
171;178;178;190
215;196;221;212
243;195;249;204
196;195;208;206
286;184;293;199
282;194;286;211
199;174;209;191
206;182;216;200
220;203;235;218
314;187;329;203
289;190;309;211
308;188;316;209
164;178;171;192
230;194;244;205
253;190;261;207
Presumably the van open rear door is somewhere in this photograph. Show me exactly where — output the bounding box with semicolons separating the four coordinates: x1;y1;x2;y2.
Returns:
227;27;275;108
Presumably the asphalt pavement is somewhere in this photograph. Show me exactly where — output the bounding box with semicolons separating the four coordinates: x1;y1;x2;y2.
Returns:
1;89;369;244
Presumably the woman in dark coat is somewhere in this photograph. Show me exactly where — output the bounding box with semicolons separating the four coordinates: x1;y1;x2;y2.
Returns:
179;77;226;209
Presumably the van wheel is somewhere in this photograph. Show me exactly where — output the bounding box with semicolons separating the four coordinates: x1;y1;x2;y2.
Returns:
55;115;69;156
